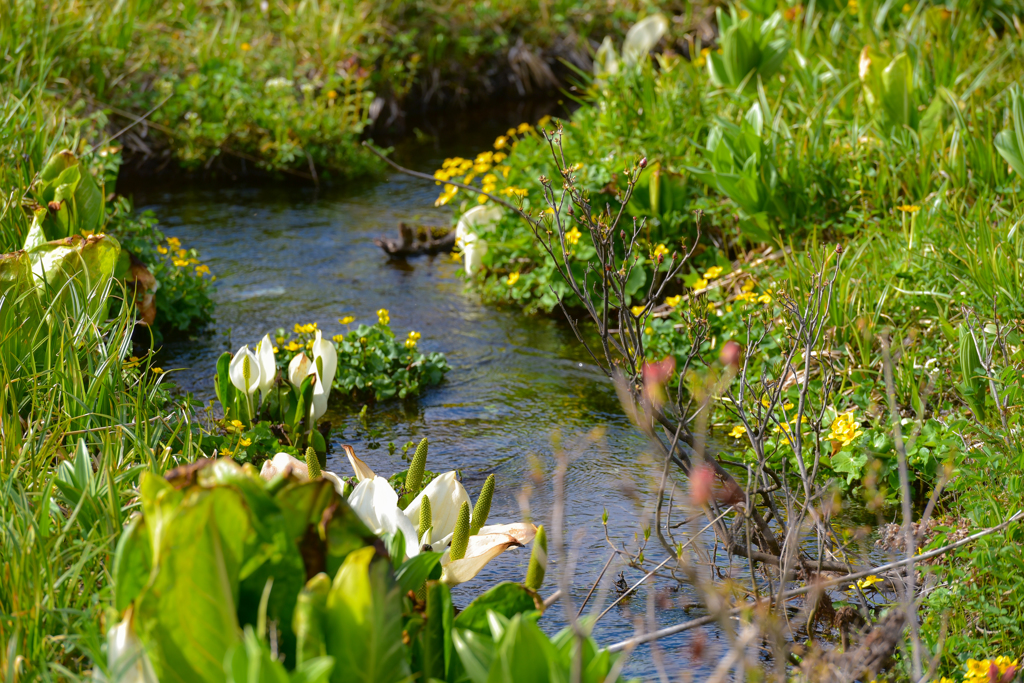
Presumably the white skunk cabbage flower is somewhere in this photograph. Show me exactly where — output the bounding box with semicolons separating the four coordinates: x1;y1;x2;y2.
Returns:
228;345;261;397
440;522;538;586
594;36;620;78
403;471;471;545
94;609;157;683
259;452;347;498
455;204;503;276
348;476;421;558
287;352;311;390
622;14;668;67
255;334;277;398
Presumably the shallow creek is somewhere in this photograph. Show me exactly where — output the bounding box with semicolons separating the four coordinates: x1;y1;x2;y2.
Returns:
128;106;879;678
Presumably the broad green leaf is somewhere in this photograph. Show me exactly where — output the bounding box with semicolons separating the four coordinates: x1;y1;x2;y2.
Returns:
324;547;410;683
395;552;443;593
453;583;542;636
881;52;913;128
294;573;331;667
113;515;152;612
451;629;495;683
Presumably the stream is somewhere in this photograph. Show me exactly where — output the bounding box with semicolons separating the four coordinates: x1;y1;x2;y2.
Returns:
125;104;874;679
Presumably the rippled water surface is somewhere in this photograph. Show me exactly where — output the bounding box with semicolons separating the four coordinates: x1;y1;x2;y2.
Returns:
127;108;820;679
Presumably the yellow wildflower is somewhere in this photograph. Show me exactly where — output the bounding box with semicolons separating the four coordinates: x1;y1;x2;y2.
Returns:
897;204;920;213
507;271;520;286
644;326;653;335
728;425;746;438
475;151;494;164
339;316;355;325
848;575;882;591
757;290;773;304
565;226;582;245
408;331;421;341
433;169;451;183
195;264;211;276
665;295;682;307
377;308;390;325
239;437;252;447
693;278;708;290
327;90;337;99
477;194;490;205
230;420;244;431
167;237;181;249
157;245;168;255
538;115;552;129
404;338;417;349
172;259;190;267
493;152;507;163
240;42;251;51
473;162;491;174
151;367;164;374
741;279;755;292
332;334;345;342
631;305;646;317
284;340;302;352
704;266;723;279
516;122;532;134
902;3;911;11
494;136;509;149
653;244;670;259
735;291;758;303
828;411;863;447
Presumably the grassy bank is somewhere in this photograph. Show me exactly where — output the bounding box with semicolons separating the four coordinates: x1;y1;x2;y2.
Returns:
434;0;1024;676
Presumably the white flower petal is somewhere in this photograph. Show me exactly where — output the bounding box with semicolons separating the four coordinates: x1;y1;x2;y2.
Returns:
228;345;261;396
342;445;376;481
403;471;470;540
312;329;338;388
287;352;311;390
255;334;277;395
259;452;308;481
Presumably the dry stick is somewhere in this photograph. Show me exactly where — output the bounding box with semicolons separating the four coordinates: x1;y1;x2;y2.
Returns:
881;334;924;681
578;552;616;617
605;509;1024;653
596;506;735;623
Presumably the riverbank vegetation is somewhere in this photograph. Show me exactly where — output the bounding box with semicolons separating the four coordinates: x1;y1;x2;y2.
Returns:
4;0;1024;680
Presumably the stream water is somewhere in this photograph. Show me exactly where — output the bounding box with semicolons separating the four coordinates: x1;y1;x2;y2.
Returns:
125;104;864;679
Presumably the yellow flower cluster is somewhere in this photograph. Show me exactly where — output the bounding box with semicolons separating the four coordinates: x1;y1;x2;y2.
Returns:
507;271;520;286
665;295;682;307
377;308;390;325
653;244;670;259
848;574;882;591
565;226;582;245
828;411;863;447
293;322;317;334
964;657;1018;682
728;425;746;438
332;334;345;343
283;340;303;352
404;330;421;349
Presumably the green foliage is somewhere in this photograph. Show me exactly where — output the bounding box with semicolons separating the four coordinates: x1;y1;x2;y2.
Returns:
706;6;790;89
470;474;495;536
525;525;547;591
107;459;630;683
275;320;450;403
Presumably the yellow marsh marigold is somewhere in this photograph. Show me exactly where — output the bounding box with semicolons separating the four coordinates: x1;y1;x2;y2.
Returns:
693;278;708;290
897;204;920;213
741;279;755;292
195;264;211;276
848;574;882;591
631;305;646;317
507;272;520;286
332;334;345;342
516;122;532;134
377;308;390;325
239;437;252;447
704;265;723;279
665;295;682;307
167;237;181;250
828;411;863;447
241;42;251;51
757;290;773;304
327;90;337;99
653;244;670;259
728;425;746;438
565;226;582;245
339;316;355;325
494;136;508;150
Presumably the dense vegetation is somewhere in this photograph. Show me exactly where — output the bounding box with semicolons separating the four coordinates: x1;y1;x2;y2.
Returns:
4;0;1024;680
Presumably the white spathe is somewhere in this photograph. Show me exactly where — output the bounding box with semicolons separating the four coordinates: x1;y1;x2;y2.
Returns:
348;476;420;558
258;452;347;498
438;522;539;586
455;204;502;276
594;35;620;77
343;444;376;481
228;345;261;396
311;330;338;388
622;14;668;67
255;334;277;397
287;352;311;390
403;471;471;543
95;610;158;683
